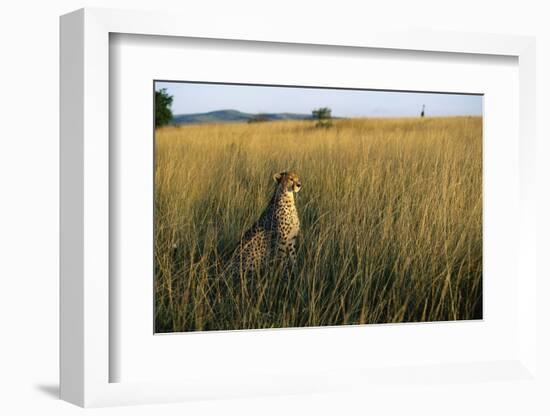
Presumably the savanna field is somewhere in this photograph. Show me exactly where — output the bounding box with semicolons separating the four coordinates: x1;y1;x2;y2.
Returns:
154;117;482;332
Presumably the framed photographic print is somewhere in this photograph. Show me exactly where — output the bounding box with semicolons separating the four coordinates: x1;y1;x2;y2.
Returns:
60;8;539;408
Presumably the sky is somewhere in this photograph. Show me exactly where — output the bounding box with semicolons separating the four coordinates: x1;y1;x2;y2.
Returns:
155;81;482;118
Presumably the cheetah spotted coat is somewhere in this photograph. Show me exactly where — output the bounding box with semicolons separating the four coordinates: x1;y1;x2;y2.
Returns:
227;173;301;278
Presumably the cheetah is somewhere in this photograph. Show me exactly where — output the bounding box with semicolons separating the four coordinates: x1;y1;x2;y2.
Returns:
226;171;302;279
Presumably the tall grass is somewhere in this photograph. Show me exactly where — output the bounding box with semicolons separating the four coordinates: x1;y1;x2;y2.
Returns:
154;116;482;332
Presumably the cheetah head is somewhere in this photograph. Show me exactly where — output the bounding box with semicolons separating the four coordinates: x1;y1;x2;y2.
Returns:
273;171;302;193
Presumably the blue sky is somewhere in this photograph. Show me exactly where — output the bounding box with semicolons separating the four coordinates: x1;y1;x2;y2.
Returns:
155;81;482;118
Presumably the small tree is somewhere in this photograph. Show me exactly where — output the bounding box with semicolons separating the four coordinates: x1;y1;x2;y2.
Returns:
155;88;173;128
312;107;332;128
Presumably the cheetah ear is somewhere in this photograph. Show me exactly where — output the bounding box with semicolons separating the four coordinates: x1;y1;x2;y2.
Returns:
273;172;283;183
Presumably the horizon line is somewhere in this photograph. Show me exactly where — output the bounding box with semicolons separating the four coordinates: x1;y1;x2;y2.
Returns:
171;108;482;118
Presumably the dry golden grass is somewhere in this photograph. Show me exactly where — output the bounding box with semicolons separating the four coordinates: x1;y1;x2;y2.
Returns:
154;116;482;332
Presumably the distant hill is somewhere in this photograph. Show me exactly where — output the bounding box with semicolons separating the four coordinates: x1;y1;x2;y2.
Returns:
171;109;313;125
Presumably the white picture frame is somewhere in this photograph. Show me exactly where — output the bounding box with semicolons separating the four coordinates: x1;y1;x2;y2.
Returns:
60;7;538;408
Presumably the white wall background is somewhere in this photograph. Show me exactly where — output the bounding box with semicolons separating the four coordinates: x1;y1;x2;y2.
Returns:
0;1;548;414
